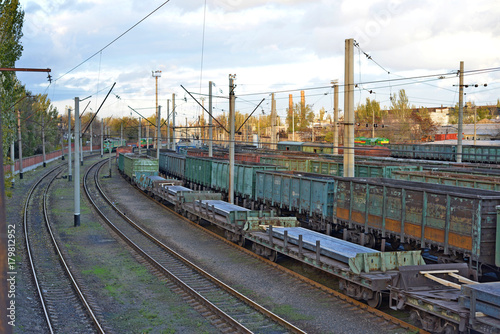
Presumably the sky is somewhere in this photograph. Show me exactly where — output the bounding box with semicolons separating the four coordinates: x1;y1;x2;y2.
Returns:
15;0;500;124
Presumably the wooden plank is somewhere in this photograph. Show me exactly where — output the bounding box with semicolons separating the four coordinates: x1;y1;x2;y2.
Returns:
447;272;478;285
419;270;459;275
422;273;461;289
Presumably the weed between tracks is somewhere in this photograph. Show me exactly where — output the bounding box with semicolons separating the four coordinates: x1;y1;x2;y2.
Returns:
44;161;218;334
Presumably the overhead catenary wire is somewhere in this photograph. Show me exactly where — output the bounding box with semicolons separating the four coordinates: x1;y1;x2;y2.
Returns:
53;0;171;83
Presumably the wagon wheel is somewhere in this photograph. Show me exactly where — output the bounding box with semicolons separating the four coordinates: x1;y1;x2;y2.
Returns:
268;250;278;262
366;291;382;308
237;235;246;247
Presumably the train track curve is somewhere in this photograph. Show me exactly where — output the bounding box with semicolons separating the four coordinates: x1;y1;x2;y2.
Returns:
84;159;307;333
23;162;106;333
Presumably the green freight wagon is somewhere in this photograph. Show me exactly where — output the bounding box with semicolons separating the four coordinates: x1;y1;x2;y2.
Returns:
277;141;303;151
463;146;500;164
184;156;217;187
159;152;186;179
255;170;336;231
391;170;500;191
261;155;421;178
122;153;159;181
210;160;285;199
333;177;500;277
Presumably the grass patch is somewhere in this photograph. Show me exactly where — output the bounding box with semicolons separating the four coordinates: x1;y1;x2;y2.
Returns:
272;304;314;321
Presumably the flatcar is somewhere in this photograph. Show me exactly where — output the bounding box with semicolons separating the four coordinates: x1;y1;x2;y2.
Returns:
119;160;500;333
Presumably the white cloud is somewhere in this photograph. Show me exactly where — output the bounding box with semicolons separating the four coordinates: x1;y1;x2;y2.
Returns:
15;0;500;121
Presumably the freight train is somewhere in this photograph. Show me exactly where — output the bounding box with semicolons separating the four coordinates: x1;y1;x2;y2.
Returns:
158;152;500;280
270;140;500;164
116;152;500;334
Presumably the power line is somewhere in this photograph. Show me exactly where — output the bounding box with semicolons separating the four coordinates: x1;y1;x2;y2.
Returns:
53;1;171;82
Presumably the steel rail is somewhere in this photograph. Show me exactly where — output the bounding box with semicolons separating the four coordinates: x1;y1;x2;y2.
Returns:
134;166;428;334
42;167;105;333
94;160;308;333
23;164;62;334
84;160;256;334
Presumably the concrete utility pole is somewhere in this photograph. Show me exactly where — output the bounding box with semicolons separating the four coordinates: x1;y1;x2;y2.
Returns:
74;98;80;227
271;93;276;149
41;112;46;167
108;139;112;177
228;74;236;204
17;110;23;179
457;61;464;163
79;119;83;166
343;38;355;177
100;118;104;158
68;107;72;181
289;94;294;141
167;99;170;149
60;116;65;161
333;80;339;155
120;122;123;146
152;70;161;149
209;81;214;157
156;105;161;158
474;107;477;146
138;117;142;155
10;141;15;187
90;115;93;154
172;93;176;151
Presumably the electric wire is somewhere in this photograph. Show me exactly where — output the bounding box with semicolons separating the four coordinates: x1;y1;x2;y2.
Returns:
53;0;171;82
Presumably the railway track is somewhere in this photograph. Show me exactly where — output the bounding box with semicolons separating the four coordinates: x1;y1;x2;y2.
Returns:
136;173;427;333
84;159;306;333
24;162;106;333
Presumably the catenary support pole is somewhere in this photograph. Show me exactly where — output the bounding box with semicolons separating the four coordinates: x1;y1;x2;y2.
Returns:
156;105;161;158
100;118;104;158
228;74;236;204
209;81;213;157
167;100;170;149
333;80;339;155
457;61;464;163
41;111;46;167
90;118;93;154
74;98;80;226
343;38;355;177
10;141;14;187
17;109;23;179
138;117;142;155
172;94;176;151
79;118;83;166
68;107;72;181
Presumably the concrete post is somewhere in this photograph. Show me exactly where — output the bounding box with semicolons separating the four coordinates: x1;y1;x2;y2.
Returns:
74;98;80;226
209;81;213;157
343;38;355;177
68;108;72;181
457;61;464;163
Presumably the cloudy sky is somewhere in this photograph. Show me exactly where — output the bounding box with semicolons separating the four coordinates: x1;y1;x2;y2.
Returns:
16;0;500;123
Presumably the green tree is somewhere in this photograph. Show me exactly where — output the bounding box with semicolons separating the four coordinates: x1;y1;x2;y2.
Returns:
1;0;24;195
286;102;314;132
389;89;413;142
1;0;24;153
